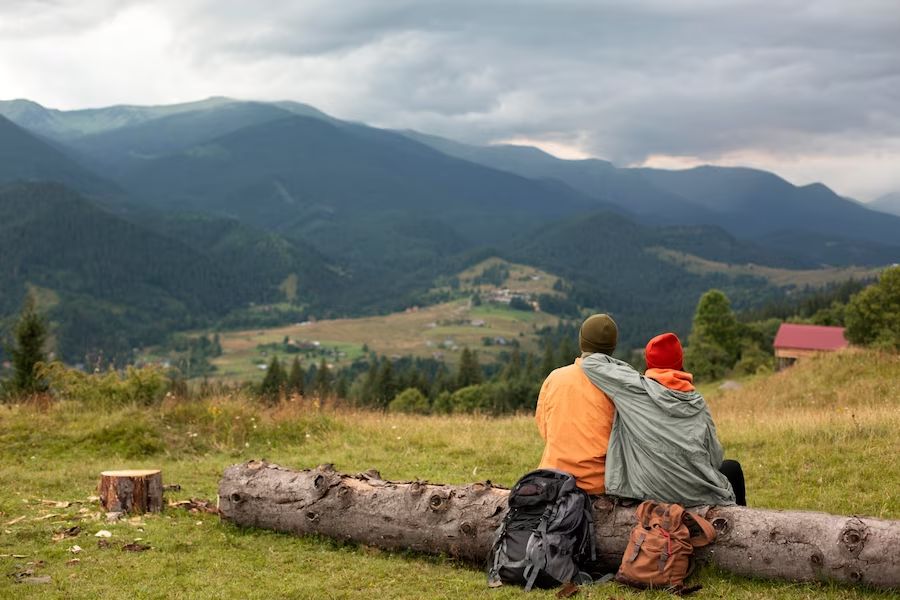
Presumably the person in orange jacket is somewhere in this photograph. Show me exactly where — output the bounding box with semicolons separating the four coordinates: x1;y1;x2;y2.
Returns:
643;332;746;505
535;314;618;495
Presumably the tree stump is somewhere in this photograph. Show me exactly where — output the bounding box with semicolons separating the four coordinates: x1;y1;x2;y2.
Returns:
98;469;164;514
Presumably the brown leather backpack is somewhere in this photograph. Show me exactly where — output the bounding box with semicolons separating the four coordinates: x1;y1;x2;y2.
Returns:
615;501;717;595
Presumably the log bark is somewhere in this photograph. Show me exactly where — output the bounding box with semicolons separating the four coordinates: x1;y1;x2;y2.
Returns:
98;469;164;514
218;461;900;590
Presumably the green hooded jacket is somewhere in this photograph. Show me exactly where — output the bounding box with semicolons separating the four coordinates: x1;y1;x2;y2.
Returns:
581;353;735;506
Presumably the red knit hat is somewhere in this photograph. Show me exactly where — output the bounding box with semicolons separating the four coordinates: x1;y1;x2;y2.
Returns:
645;333;684;371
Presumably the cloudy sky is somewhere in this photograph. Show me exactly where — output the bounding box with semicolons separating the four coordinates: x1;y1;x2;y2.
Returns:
2;0;899;200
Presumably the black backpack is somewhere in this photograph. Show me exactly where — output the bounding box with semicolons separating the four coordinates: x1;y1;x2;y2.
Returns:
487;469;596;591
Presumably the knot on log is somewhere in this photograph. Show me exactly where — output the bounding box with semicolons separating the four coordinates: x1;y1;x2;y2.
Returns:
467;482;492;495
230;492;243;503
809;551;824;567
429;493;450;512
712;517;731;537
848;570;863;583
306;511;320;523
460;521;476;537
360;469;382;481
840;518;869;557
409;481;426;496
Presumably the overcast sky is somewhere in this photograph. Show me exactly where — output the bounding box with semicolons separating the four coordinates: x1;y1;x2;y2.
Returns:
2;0;899;200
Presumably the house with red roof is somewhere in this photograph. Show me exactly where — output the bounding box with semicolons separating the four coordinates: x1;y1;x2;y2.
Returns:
773;323;849;369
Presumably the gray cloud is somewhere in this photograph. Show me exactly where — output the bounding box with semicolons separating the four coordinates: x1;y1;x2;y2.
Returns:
1;0;899;198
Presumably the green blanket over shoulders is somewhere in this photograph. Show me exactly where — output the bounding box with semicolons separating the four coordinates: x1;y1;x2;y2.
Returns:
581;353;735;506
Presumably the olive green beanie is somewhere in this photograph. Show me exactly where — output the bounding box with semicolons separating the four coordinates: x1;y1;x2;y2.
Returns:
579;313;618;355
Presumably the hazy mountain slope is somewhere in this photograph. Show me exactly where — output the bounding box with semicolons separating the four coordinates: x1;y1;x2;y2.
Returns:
405;131;900;265
121;115;600;249
0;115;117;195
402;130;709;219
67;101;297;174
869;192;900;217
631;166;900;250
0;97;237;140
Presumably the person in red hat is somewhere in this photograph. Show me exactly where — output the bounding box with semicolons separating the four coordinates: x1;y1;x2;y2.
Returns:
644;333;746;505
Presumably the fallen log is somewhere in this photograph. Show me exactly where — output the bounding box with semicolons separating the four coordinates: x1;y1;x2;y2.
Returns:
218;461;900;590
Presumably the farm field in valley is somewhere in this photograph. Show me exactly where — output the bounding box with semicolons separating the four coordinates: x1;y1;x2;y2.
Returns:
1;350;898;598
210;259;562;382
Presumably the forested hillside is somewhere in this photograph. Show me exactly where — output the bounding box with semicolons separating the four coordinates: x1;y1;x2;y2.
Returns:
0;184;340;363
1;97;897;368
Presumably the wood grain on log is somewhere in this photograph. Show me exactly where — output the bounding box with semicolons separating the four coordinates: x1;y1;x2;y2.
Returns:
98;469;163;514
218;462;900;590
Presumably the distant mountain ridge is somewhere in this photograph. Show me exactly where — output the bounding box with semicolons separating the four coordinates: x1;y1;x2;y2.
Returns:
870;192;900;217
402;130;900;260
1;97;897;362
0;115;118;195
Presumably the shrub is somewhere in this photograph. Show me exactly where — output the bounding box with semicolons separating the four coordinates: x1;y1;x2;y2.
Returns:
38;362;169;408
389;388;430;414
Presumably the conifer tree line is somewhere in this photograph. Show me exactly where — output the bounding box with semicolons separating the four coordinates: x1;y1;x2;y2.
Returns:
3;266;897;405
250;324;583;415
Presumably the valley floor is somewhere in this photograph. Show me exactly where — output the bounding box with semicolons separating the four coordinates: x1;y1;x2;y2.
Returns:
1;350;898;599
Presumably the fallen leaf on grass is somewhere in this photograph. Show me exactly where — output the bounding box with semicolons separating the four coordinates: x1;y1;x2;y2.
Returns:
69;545;82;553
66;558;80;566
41;499;72;508
122;543;151;552
168;498;220;514
95;530;112;538
4;516;26;526
52;526;81;542
33;513;60;521
22;575;52;585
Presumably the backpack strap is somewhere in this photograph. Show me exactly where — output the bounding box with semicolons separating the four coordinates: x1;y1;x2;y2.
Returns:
684;512;717;547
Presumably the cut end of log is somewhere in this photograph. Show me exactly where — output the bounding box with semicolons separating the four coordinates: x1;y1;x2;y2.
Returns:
100;469;161;478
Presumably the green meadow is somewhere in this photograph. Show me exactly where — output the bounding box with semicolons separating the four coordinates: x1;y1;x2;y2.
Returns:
1;349;898;599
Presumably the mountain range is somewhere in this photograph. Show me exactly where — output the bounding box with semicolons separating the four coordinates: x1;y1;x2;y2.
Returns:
1;97;897;363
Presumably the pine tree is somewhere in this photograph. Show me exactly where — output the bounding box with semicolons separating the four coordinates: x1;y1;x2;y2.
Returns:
259;356;285;402
540;342;555;377
334;373;350;400
845;266;900;350
501;347;522;380
374;359;397;408
556;336;578;368
456;347;483;388
684;289;741;380
7;294;49;395
361;359;379;405
287;357;305;395
314;358;332;398
524;353;538;382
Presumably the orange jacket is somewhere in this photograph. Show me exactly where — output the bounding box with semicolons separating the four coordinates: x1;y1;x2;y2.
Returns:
644;368;695;392
535;357;616;495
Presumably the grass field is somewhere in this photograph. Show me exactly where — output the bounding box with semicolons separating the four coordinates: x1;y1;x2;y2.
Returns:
650;248;883;288
211;300;557;382
2;349;898;598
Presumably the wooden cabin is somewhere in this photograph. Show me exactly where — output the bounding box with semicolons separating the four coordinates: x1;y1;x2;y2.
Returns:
773;323;849;370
